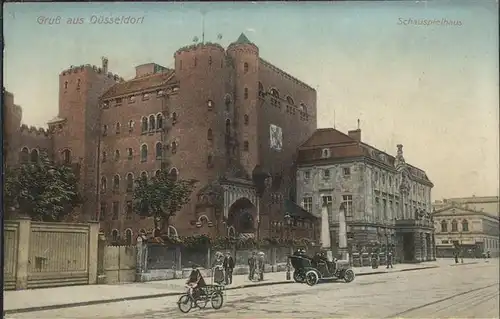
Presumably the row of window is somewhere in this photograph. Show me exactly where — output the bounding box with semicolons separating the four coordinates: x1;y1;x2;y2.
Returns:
302;195;354;217
109;228;134;244
303;167;351;180
374;170;429;199
102;113;175;137
439;219;469;232
101;142;177;164
100;168;179;194
63;79;81;90
102;88;178;109
19;147;40;163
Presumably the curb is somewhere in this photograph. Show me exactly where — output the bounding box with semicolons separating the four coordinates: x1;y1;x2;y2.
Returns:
3;265;437;315
449;261;480;267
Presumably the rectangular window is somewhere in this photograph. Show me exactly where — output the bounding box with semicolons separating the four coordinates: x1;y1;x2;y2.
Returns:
115;98;122;106
343;195;353;217
343;167;351;176
323;169;330;179
112;201;119;220
304;171;310;179
383;199;387;220
375;197;380;219
322;195;333;207
303;197;313;213
99;202;107;221
126;201;133;220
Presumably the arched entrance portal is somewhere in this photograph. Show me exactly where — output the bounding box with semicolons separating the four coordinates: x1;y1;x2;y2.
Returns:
228;198;257;236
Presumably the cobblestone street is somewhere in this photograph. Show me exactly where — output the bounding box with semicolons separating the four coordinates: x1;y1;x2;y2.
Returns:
6;260;498;319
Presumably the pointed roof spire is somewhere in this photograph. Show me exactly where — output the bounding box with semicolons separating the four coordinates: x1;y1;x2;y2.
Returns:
235;32;252;44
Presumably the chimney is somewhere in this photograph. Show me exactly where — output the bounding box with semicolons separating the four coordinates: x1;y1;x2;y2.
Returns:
348;129;361;142
101;57;109;74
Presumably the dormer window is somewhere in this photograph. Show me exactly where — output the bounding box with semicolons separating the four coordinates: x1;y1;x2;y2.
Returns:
103;102;109;109
321;148;330;158
157;90;164;97
129;96;136;103
115;98;122;106
142;93;150;101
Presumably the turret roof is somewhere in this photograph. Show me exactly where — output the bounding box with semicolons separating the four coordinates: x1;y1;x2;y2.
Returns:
234;33;252;45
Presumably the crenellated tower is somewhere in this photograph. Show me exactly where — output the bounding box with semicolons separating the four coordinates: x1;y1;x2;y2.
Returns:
226;33;260;177
50;59;122;220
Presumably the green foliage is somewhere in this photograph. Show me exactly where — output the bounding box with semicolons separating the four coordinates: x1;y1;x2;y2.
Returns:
133;169;197;232
4;152;82;221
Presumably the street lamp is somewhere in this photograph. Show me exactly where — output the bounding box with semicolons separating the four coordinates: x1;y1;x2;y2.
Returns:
460;231;464;263
284;213;292;280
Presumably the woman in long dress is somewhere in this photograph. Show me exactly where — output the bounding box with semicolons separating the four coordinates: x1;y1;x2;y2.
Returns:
212;251;225;285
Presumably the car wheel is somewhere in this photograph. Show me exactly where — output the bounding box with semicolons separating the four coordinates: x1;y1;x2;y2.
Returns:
305;270;319;286
344;269;355;283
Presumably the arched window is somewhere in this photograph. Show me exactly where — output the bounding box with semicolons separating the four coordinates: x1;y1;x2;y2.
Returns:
155;142;163;160
115;122;121;134
225;119;231;135
113;174;120;191
462;219;469;232
141;171;148;182
102;151;107;163
125;229;133;245
128;120;135;132
127;148;133;160
149;115;156;131
244;87;249;100
172;112;177;124
243;141;249;151
141;117;148;133
114;150;120;161
171;141;177;154
61;149;71;164
100;176;107;193
30;149;39;163
270;88;280;98
156;114;163;130
141;144;148;162
286;96;294;105
207;100;214;111
440;220;447;232
154;169;161;177
102;124;108;136
64;81;68;89
244;114;249;125
258;82;264;96
125;201;133;219
126;173;134;192
111;229;119;242
243;62;249;73
451;219;458;232
169;167;178;181
20;147;29;163
207;128;213;141
207;154;213;167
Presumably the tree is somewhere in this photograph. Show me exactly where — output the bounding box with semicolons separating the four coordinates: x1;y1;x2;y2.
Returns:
4;152;82;221
133;169;197;234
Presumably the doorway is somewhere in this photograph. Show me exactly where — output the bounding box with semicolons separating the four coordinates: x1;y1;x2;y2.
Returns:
403;233;415;262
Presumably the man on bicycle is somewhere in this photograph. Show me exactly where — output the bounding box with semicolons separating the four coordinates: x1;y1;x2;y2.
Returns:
186;264;206;299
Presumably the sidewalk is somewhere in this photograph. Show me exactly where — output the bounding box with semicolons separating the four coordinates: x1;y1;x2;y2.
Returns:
3;259;486;314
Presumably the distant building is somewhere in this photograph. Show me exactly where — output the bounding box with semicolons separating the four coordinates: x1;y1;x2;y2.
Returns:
296;127;436;262
432;204;499;258
433;196;499;217
3;33;318;243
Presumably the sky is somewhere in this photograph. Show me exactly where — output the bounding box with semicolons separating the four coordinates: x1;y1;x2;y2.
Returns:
3;1;499;201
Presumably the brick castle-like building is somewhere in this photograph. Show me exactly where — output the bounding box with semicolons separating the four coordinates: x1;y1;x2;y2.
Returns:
4;33;318;243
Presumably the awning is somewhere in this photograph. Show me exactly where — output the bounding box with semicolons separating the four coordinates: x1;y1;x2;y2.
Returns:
284;199;318;220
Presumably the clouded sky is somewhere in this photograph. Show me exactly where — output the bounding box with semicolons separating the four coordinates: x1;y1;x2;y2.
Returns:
3;1;499;200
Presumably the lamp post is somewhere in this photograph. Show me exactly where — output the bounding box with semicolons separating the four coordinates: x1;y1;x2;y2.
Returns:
460;231;464;263
284;213;292;280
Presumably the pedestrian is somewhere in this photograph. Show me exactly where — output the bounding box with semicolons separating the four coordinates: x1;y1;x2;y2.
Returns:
212;251;225;285
257;251;265;281
454;251;459;264
386;250;393;269
248;251;257;281
223;252;234;285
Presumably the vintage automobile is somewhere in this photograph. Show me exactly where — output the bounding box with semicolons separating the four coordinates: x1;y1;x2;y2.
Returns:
289;253;355;286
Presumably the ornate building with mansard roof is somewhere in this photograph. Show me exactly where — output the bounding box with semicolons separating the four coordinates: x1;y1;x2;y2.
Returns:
4;33;318;244
295;127;436;263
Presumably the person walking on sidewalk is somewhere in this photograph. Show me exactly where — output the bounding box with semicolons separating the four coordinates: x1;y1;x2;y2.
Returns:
386;250;394;269
248;251;257;281
223;252;235;285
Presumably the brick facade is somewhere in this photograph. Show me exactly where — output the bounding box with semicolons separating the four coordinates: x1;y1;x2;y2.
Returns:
4;33;318;243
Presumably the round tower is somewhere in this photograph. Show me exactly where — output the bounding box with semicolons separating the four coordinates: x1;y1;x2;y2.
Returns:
226;33;260;177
